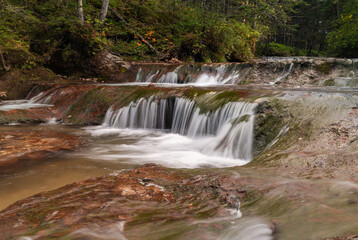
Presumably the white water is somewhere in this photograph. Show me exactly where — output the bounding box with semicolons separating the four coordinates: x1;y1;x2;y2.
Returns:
270;63;294;85
83;127;248;168
219;218;273;240
0;92;53;111
194;65;242;85
132;58;357;87
96;97;257;166
135;65;244;85
134;62;294;86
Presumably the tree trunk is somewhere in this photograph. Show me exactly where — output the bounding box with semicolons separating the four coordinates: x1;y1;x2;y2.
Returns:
335;0;340;18
109;7;164;58
172;0;175;35
99;0;109;23
0;48;11;72
77;0;84;25
1;0;7;19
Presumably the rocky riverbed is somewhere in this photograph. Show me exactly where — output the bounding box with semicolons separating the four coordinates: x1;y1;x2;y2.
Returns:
0;129;81;169
0;72;357;239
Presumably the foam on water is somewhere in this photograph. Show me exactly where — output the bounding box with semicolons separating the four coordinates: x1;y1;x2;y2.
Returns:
83;127;248;168
99;97;257;166
0;100;52;111
135;64;243;85
0;91;54;111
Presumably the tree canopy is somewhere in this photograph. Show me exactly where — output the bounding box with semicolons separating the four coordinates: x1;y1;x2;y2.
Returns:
0;0;356;72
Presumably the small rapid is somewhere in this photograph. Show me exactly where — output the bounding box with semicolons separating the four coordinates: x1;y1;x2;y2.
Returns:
131;57;358;87
96;97;257;165
135;64;248;85
0;92;53;111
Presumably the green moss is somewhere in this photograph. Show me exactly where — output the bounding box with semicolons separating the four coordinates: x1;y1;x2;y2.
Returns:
232;114;251;124
0;67;57;100
126;88;161;103
241;189;262;208
58;86;257;125
194;91;244;114
323;78;336;86
253;196;292;217
316;62;333;74
66;87;113;124
251;99;289;158
182;88;210;99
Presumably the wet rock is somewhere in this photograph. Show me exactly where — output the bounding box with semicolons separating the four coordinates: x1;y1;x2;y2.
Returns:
252;100;290;157
0;164;248;240
90;49;132;81
251;94;358;181
0;108;53;124
0;131;81;169
0;85;96;124
324;236;358;240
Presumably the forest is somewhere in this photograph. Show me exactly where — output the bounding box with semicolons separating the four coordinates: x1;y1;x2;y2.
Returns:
1;0;358;239
0;0;357;71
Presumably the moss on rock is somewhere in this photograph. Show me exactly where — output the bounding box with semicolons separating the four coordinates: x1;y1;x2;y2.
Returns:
251;99;290;158
316;62;333;74
324;78;336;86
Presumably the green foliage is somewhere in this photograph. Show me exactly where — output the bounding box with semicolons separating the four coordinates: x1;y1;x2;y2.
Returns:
0;0;356;73
0;0;110;73
327;0;358;57
257;42;302;57
104;1;261;62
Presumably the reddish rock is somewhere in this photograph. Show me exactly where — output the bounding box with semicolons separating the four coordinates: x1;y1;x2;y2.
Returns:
0;131;81;169
0;164;247;240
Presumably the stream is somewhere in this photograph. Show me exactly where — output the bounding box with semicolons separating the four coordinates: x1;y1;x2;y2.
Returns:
0;57;357;240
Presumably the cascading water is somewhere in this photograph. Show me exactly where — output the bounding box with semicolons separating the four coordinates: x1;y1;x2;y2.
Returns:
132;62;297;85
102;97;257;161
130;57;358;86
0;91;54;111
134;64;249;85
135;66;180;84
270;63;294;85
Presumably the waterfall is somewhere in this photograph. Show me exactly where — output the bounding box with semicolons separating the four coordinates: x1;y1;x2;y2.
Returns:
135;66;180;83
134;64;245;85
103;97;175;129
103;97;257;160
158;72;179;84
270;63;294;85
0;91;54;111
194;65;242;85
130;58;358;86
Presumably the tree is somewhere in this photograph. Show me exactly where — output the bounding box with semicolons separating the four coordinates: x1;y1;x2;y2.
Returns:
109;7;164;58
327;0;358;56
99;0;109;23
77;0;84;25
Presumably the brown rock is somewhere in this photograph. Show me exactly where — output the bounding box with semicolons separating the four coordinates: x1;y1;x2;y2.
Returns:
0;164;247;239
0;131;81;169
